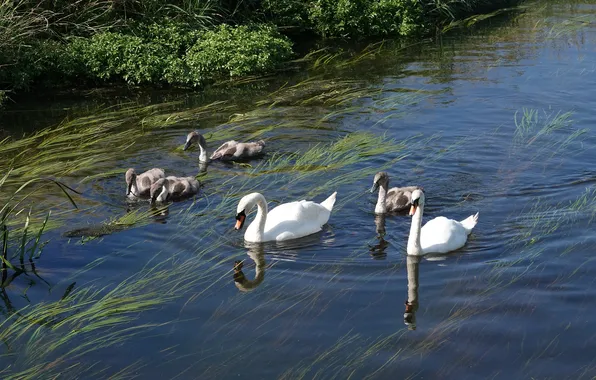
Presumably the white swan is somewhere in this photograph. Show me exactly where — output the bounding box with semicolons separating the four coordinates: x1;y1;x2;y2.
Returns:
407;189;478;255
234;191;337;243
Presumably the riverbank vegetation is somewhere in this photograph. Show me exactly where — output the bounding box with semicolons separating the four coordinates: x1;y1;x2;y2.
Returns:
0;0;523;104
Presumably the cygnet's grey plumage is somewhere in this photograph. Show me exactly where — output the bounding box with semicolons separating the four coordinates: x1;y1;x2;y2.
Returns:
370;171;421;213
183;131;265;162
125;168;165;198
210;140;265;161
150;176;201;203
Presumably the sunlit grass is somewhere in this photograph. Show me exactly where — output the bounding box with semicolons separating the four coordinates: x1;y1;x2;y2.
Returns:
2;101;591;378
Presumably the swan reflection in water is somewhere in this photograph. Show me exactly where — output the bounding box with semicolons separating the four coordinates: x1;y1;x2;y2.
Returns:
369;214;389;259
404;254;421;330
233;244;266;292
232;231;331;292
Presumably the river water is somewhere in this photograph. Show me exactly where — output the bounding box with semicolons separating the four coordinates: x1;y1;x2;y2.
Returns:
2;1;596;379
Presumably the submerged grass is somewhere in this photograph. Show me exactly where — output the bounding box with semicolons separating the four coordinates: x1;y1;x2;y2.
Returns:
274;107;593;378
0;55;429;376
0;127;415;378
2;82;590;377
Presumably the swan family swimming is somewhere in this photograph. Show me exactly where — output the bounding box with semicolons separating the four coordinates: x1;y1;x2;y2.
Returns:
127;130;479;256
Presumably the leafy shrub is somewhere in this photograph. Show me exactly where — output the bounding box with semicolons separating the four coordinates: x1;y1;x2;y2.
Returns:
309;0;423;38
60;22;292;87
68;33;170;84
0;40;67;90
185;24;293;85
261;0;312;30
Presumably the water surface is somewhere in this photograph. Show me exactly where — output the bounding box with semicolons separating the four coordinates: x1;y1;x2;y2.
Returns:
2;1;596;378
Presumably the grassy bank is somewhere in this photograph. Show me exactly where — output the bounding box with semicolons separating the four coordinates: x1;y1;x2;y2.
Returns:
0;0;523;104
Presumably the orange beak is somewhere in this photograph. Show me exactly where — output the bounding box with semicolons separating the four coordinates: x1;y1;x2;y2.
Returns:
235;213;246;230
409;204;417;216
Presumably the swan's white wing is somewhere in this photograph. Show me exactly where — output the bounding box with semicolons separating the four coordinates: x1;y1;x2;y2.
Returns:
264;200;331;241
420;216;469;254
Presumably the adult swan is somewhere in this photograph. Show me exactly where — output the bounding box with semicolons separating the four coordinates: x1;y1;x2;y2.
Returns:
234;192;337;243
407;189;478;255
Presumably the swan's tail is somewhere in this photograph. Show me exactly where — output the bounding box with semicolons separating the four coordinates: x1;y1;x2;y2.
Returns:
460;212;479;234
320;191;337;212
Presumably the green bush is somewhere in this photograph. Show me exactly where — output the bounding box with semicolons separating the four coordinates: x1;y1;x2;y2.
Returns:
0;0;522;98
309;0;423;38
68;33;170;84
261;0;312;30
60;23;292;87
0;40;66;90
185;24;294;84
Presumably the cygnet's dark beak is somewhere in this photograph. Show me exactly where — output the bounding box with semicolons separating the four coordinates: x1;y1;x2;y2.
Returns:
183;140;192;151
150;189;159;204
370;183;379;193
126;181;133;196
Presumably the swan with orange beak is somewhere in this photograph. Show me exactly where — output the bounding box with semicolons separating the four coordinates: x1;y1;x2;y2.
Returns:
234;192;337;243
407;189;479;255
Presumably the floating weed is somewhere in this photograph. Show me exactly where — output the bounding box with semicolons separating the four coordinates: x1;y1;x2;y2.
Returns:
546;13;595;40
63;206;169;241
441;5;528;33
0;125;424;378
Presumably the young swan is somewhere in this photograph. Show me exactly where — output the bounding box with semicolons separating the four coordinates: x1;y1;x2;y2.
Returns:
183;131;208;163
210;139;265;161
370;172;421;213
234;191;337;243
125;168;165;198
149;176;201;203
407;189;479;255
184;131;265;162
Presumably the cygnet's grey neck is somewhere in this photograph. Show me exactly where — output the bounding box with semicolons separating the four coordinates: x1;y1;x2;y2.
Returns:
197;142;208;163
375;183;388;214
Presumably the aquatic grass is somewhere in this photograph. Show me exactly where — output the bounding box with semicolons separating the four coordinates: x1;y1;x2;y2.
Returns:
0;125;424;378
545;13;595;40
3;44;592;377
271;107;596;378
63;205;170;241
440;5;527;32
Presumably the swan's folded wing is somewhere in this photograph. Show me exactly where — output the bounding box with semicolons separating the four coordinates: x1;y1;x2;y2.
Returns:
265;200;326;222
386;189;411;210
171;180;186;197
420;217;468;253
262;201;328;240
211;141;238;160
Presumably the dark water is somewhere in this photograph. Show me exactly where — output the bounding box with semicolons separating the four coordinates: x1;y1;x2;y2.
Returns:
2;1;596;379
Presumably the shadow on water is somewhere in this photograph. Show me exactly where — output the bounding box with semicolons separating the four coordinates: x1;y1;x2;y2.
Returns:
369;214;390;259
404;255;421;331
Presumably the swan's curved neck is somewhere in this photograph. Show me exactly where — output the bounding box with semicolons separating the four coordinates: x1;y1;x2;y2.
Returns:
198;143;208;163
407;203;424;255
247;195;268;242
130;179;139;196
157;185;168;202
375;184;388;214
